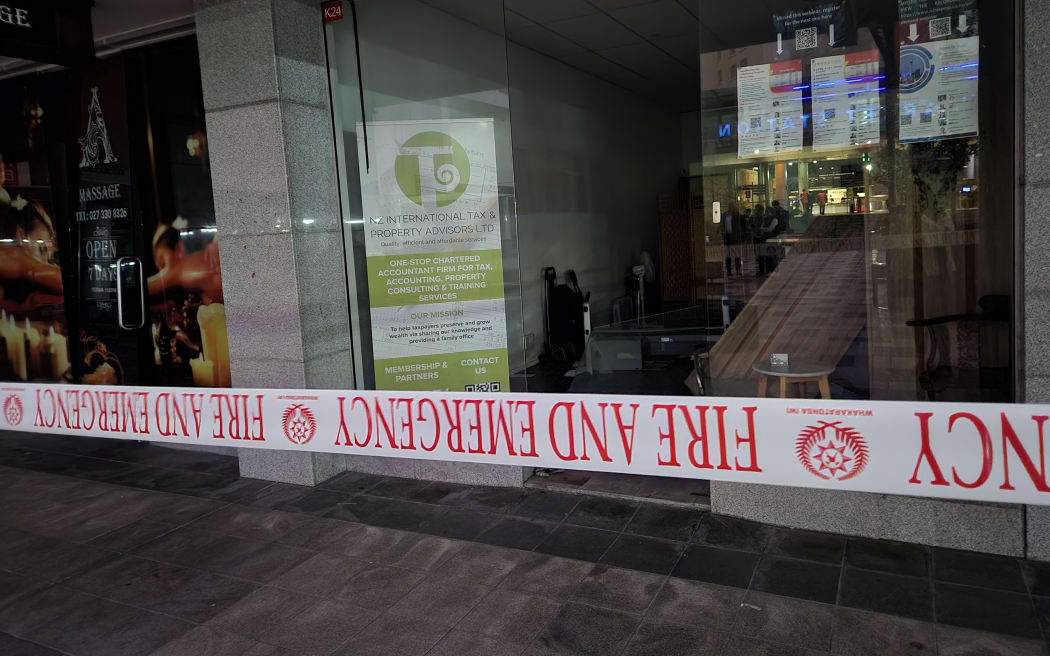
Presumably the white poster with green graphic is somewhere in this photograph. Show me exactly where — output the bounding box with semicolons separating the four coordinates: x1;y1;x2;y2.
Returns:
357;118;509;392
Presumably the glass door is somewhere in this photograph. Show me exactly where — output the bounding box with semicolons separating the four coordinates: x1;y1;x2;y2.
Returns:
325;0;526;393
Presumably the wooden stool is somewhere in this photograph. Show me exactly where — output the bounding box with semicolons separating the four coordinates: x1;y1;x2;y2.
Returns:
753;362;834;399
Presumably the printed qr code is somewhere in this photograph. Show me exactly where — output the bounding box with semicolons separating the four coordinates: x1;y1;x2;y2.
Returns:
824;108;836;120
901;113;912;125
750;118;761;130
795;27;817;50
928;17;951;39
464;382;501;392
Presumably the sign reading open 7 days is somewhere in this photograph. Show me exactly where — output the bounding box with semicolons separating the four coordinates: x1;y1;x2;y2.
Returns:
357;119;509;392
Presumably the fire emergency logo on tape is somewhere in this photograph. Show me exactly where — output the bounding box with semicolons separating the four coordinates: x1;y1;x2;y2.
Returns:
282;403;316;445
3;394;23;426
795;421;868;481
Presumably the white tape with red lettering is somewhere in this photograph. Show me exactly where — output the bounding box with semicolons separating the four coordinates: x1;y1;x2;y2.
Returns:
3;383;1049;505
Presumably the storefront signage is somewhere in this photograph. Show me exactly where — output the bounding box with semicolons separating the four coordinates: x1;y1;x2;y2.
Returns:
5;382;1050;506
357;118;510;392
322;0;343;23
811;50;882;151
0;0;94;66
737;61;805;158
897;0;978;143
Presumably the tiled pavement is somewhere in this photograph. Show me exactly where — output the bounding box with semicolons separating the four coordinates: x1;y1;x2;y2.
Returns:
0;434;1048;655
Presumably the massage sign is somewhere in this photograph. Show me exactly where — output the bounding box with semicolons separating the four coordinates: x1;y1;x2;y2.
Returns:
8;382;1050;506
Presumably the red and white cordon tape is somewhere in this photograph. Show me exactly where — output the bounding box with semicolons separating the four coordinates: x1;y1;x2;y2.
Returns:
3;382;1050;505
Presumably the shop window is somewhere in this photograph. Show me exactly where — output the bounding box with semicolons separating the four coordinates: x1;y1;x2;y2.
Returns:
0;37;230;387
325;0;1014;404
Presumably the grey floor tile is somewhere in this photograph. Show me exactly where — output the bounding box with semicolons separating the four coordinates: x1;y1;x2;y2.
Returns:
936;624;1049;656
428;630;529;656
0;585;94;637
933;548;1027;593
536;524;618;562
751;555;840;603
844;539;929;578
457;588;562;643
572;564;665;615
425;541;529;586
204;535;314;583
935;582;1042;639
276;516;361;550
208;586;315;641
476;517;557;550
18;543;119;584
133;526;227;566
323;524;423;563
0;632;63;655
81;609;194;656
386;578;491;631
693;514;774;552
723;634;826;655
331;563;427;608
138;493;229;525
498;552;593;599
241;644;295;656
27;595;141;653
838;568;933;621
270;551;369;596
530;601;639;655
645;577;745;630
64;553;159;594
566;497;639;531
626;505;704;541
513;490;581;521
0;531;66;572
110;565;258;623
89;519;179;552
256;598;380;656
732;591;835;652
766;528;846;565
147;625;258;656
829;607;936;656
333;623;441;656
188;504;311;542
622;621;723;656
601;534;685;575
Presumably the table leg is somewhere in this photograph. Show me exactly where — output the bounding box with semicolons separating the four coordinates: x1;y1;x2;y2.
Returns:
818;376;831;399
757;376;768;397
779;376;787;398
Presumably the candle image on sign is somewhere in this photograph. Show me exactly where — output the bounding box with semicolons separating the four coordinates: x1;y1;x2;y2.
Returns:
358;119;510;392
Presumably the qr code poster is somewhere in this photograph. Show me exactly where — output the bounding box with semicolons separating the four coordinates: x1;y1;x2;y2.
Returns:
928;17;951;40
795;27;818;50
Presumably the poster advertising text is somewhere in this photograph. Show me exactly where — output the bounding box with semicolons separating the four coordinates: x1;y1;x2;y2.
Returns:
811;50;882;151
737;61;804;158
357;119;510;392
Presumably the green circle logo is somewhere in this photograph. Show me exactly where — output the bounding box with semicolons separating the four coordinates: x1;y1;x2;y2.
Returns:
394;131;470;208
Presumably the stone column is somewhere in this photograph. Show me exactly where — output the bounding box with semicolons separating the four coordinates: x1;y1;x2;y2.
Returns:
195;0;352;485
1023;0;1050;560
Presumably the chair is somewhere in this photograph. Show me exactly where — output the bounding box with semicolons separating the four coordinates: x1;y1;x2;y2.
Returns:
906;294;1010;401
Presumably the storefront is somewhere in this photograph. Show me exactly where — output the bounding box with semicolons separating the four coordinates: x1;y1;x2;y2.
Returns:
0;3;229;390
1;0;1043;556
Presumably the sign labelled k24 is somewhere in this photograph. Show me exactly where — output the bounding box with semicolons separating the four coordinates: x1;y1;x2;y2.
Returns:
6;382;1050;506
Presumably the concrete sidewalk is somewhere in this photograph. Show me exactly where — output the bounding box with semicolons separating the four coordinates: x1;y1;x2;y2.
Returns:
0;433;1047;655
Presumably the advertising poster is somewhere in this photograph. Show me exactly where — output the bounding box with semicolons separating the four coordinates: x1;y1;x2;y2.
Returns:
357;118;510;392
0;79;70;383
897;0;979;143
142;50;230;389
71;58;138;385
737;61;804;158
811;50;882;151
